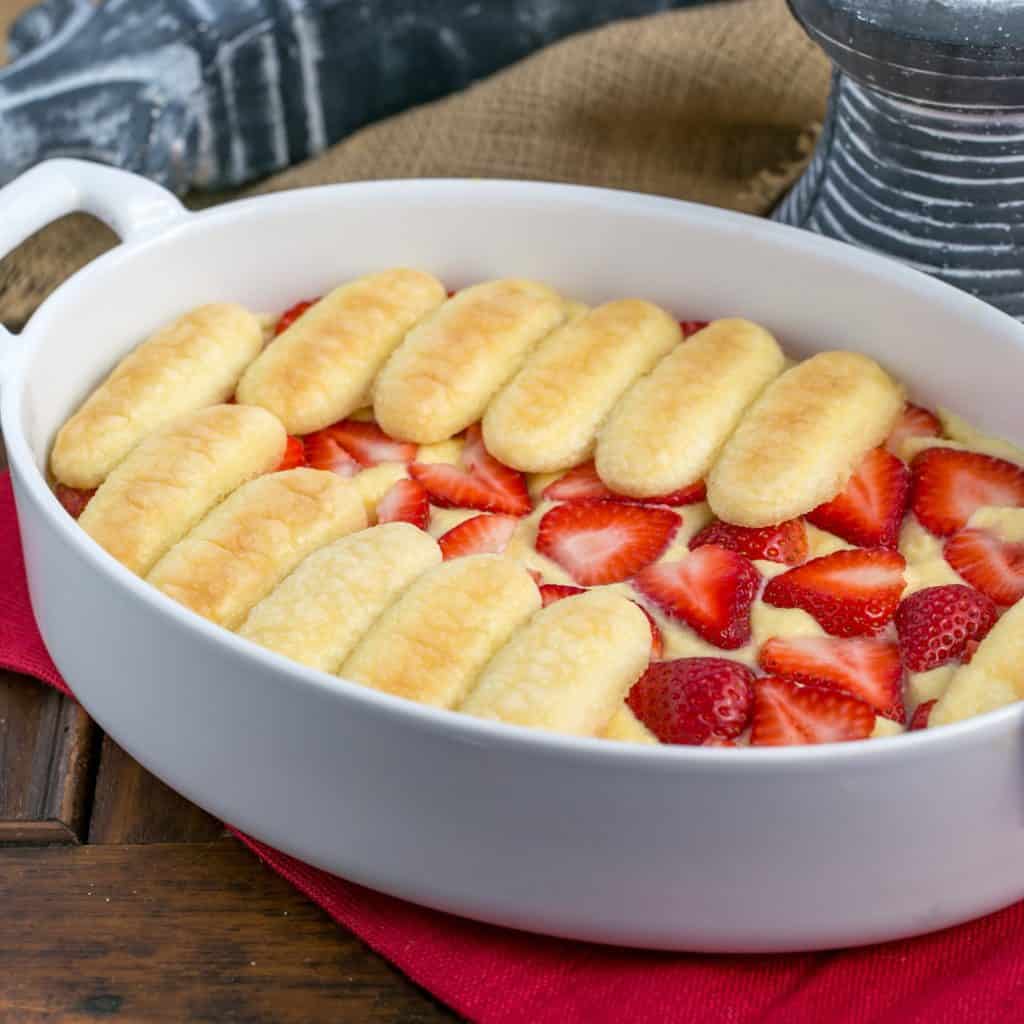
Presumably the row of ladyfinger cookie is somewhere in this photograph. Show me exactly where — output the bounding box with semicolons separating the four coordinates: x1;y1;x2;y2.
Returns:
50;270;907;530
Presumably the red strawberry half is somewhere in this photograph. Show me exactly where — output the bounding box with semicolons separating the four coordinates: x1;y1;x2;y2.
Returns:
626;657;755;745
277;436;307;471
894;584;998;672
909;700;935;731
691;518;807;566
542;461;705;507
910;448;1024;537
55;484;95;519
762;548;906;637
944;528;1024;606
886;403;942;457
376;478;430;530
633;545;760;650
806;446;910;549
303;430;360;476
541;583;664;656
438;514;519;559
535;501;680;586
274;298;317;336
758;635;904;721
750;676;875;746
329;420;417;467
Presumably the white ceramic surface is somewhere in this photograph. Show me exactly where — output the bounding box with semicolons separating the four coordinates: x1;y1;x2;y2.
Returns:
2;159;1023;953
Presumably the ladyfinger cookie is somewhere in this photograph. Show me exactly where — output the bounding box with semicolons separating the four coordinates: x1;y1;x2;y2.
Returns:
239;523;441;672
78;404;286;576
929;600;1024;727
147;468;367;629
481;299;681;473
236;269;446;435
373;279;567;443
706;351;904;527
460;590;650;735
340;555;540;708
596;319;785;498
51;304;263;488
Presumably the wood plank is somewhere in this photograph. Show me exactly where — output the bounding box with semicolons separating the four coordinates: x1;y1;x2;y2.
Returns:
0;840;457;1022
0;671;98;845
88;735;223;844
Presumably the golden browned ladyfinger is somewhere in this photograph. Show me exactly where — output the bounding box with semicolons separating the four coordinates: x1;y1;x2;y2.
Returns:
373;279;568;443
236;269;446;434
460;590;651;736
481;299;681;473
340;555;540;708
51;304;263;488
78;404;285;576
706;351;905;527
147;468;366;628
596;319;785;498
239;523;441;672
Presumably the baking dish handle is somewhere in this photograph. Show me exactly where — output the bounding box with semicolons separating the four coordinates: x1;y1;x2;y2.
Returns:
0;159;187;379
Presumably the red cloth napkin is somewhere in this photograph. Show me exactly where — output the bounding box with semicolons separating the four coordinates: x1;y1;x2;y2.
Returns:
3;471;1024;1023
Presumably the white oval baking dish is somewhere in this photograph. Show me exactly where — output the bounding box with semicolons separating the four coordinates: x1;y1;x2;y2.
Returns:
2;160;1023;953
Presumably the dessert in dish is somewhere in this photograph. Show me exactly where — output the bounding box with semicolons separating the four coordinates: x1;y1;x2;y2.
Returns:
49;271;1024;747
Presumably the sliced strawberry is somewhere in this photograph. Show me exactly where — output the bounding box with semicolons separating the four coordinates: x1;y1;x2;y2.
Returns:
276;436;307;471
750;676;875;746
329;419;417;467
376;478;430;530
55;484;95;519
762;548;906;637
909;700;935;731
894;584;998;672
408;462;521;515
886;403;942;457
633;545;760;650
302;430;360;477
691;518;807;566
535;501;680;586
910;448;1024;537
626;657;755;745
758;635;904;721
460;424;532;515
438;514;518;559
679;320;709;338
944;528;1024;606
275;298;318;336
538;583;585;607
539;584;664;657
542;462;614;502
542;461;705;507
806;446;910;549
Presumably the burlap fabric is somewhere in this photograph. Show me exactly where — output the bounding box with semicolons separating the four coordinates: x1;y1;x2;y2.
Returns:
0;0;830;327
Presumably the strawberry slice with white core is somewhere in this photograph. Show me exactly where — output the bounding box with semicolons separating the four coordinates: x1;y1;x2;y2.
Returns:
690;518;807;566
762;548;906;637
438;514;519;559
910;448;1024;537
535;501;680;586
277;436;307;471
943;529;1024;606
758;635;904;721
302;430;361;477
806;446;910;549
542;460;705;506
627;657;755;745
376;478;430;530
886;403;942;457
633;545;760;650
460;425;532;514
540;584;664;656
409;462;526;515
894;584;999;671
750;676;875;746
329;420;417;467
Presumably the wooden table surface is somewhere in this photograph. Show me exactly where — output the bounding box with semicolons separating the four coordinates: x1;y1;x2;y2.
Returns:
0;2;454;1019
